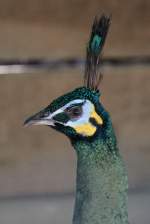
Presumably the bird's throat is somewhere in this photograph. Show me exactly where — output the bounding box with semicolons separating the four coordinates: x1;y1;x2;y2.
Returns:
72;137;128;224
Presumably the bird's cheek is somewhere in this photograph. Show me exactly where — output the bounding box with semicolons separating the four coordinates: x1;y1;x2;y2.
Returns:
52;112;70;124
72;123;97;137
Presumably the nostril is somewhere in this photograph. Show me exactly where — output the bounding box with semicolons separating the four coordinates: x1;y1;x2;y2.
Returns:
43;111;50;117
37;110;50;118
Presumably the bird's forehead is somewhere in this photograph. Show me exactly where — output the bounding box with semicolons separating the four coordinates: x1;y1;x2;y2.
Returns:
48;87;100;113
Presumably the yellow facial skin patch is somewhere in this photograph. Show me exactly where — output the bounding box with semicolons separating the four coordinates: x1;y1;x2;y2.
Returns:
74;107;103;137
74;123;96;136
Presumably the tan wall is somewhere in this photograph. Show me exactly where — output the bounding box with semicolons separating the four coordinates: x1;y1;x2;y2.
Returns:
0;0;149;59
0;0;150;196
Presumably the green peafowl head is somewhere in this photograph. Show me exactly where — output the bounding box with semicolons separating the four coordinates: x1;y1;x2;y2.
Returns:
24;15;111;141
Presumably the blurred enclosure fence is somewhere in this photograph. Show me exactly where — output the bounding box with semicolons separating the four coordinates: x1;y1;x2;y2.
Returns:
0;55;150;198
0;56;150;74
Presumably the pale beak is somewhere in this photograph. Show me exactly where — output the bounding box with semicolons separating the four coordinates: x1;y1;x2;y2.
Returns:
24;109;54;127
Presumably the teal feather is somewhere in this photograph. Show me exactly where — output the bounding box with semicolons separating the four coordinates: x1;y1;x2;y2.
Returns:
84;15;111;90
90;35;102;54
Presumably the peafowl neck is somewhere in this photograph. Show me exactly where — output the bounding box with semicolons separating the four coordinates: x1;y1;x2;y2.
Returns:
72;118;128;224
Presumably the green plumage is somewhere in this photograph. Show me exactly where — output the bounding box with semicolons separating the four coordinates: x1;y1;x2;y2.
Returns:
24;14;129;224
72;117;128;224
46;87;129;224
47;87;100;114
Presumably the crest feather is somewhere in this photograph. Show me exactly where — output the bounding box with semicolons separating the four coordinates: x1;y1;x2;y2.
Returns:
84;15;111;91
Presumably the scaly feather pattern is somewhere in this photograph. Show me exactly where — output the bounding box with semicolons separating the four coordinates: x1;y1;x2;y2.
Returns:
84;15;111;91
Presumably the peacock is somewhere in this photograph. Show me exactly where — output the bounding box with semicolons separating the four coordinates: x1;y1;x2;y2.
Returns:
24;15;128;224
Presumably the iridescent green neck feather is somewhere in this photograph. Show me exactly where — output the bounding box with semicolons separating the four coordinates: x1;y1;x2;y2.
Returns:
72;116;128;224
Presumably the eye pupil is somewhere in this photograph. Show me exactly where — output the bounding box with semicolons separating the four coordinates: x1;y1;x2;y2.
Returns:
72;108;81;115
66;106;83;119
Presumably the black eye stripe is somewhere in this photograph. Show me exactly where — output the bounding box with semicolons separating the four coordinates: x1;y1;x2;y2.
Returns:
53;112;70;123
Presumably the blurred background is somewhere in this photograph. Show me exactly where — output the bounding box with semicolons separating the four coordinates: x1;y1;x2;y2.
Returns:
0;0;150;223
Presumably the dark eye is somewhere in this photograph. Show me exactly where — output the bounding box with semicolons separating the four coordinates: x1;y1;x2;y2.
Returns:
65;106;83;119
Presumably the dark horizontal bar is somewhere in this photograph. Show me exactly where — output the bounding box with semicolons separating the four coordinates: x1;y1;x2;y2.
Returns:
0;56;150;66
103;56;150;66
0;55;150;74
